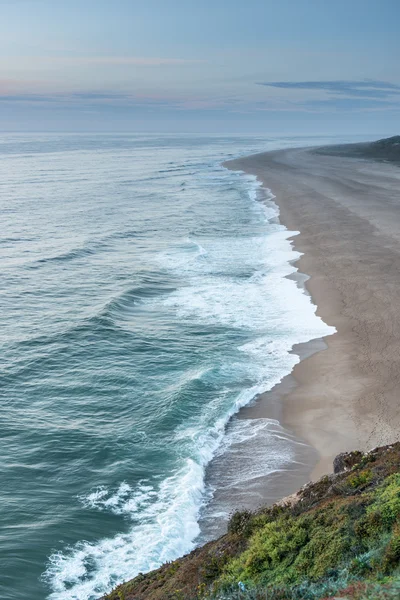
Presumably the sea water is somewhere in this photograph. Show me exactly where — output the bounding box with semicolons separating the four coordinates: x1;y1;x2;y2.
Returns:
0;134;335;600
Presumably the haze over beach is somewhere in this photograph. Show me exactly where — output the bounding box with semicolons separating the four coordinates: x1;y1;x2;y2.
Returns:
1;2;400;600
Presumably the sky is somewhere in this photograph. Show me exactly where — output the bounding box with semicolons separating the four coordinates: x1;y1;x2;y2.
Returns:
1;0;399;134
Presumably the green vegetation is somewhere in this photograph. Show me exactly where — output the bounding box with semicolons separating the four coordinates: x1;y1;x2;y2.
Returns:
316;135;400;165
104;443;400;600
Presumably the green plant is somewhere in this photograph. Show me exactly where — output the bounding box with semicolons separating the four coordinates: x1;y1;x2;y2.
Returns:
347;469;374;490
228;510;254;537
381;526;400;573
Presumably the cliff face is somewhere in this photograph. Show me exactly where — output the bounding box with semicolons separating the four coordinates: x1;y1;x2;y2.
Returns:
104;443;400;600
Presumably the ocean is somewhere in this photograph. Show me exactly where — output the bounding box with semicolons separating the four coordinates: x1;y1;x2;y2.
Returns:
0;133;335;600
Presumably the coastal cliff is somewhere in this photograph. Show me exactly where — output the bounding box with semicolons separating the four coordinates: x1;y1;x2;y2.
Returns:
315;135;400;164
104;442;400;600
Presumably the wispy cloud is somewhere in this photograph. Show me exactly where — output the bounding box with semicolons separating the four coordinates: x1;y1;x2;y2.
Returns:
76;56;202;66
0;55;202;69
0;89;205;110
1;80;399;117
257;80;400;100
0;77;47;94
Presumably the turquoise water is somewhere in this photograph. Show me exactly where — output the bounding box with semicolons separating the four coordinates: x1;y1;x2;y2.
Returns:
0;134;334;600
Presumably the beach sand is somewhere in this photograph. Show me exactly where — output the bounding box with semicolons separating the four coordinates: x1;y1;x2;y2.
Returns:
225;147;400;480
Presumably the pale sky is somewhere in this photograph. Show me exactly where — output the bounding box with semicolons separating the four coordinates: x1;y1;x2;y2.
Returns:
1;0;399;133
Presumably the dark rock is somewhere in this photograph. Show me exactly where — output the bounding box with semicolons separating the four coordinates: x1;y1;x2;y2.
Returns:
333;450;363;474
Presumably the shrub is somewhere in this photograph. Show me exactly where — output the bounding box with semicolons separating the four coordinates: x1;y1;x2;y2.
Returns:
347;469;374;490
382;526;400;574
228;510;254;537
367;474;400;528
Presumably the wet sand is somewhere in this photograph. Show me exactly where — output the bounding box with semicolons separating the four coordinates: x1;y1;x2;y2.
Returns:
225;147;400;480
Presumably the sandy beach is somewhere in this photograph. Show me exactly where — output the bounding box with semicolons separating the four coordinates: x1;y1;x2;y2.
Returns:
225;146;400;480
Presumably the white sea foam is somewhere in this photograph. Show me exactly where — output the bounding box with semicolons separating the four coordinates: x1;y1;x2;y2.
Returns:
81;481;157;515
43;418;299;600
43;161;335;600
44;460;205;600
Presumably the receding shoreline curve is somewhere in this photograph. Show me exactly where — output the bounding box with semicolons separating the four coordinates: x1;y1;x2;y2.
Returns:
224;144;400;480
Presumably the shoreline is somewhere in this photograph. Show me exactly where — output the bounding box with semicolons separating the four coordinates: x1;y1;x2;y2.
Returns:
198;168;331;536
224;145;400;481
227;168;337;482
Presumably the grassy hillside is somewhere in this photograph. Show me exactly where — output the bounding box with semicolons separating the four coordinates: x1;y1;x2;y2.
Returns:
103;443;400;600
315;136;400;165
